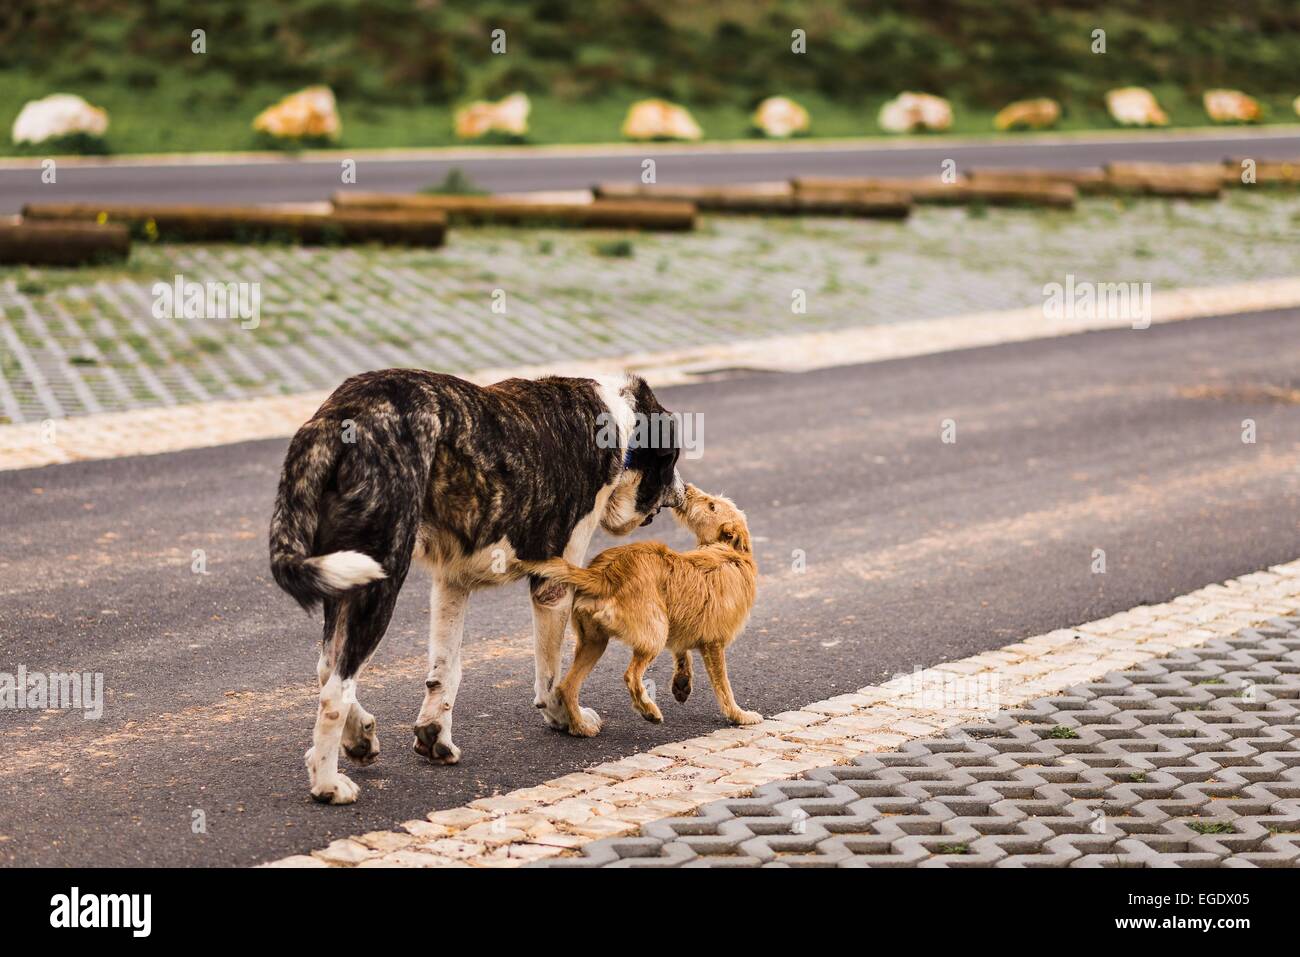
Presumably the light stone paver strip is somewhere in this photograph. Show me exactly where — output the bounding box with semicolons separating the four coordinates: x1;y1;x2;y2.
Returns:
261;559;1300;868
544;621;1300;867
3;191;1300;425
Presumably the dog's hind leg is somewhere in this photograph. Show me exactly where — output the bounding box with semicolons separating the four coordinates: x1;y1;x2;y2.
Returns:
532;519;600;729
699;645;762;726
309;602;381;767
307;579;404;805
671;651;693;703
310;627;380;767
624;648;664;724
531;583;577;730
556;611;608;737
413;577;469;764
306;600;361;804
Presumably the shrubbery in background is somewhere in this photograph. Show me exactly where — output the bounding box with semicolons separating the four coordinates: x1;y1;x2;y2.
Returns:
3;0;1296;109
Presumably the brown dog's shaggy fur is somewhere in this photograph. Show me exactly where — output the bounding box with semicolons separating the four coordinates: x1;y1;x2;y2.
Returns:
525;484;760;736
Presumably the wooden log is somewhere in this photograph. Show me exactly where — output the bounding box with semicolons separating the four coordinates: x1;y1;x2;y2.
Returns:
591;182;910;217
1224;158;1300;186
0;221;130;266
1106;161;1226;180
1102;162;1223;198
20;203;447;245
793;176;1076;208
965;168;1109;194
332;192;696;230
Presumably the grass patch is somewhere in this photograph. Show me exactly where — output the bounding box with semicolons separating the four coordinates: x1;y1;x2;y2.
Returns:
10;132;109;156
421;167;488;196
1048;725;1080;739
592;238;635;258
1186;821;1235;835
935;842;970;855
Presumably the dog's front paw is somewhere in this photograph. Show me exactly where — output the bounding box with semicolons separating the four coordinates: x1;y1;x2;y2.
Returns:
638;701;664;724
568;706;603;737
730;709;763;726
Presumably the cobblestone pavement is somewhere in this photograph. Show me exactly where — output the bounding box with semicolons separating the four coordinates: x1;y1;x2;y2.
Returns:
543;618;1300;868
2;191;1299;424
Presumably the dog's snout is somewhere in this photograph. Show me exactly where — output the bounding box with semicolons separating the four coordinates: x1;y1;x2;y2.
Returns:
662;470;686;509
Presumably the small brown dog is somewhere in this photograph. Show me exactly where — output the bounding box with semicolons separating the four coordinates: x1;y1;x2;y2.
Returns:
525;483;760;736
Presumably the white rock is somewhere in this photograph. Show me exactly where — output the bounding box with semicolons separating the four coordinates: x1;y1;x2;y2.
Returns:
253;86;341;140
878;93;952;133
453;93;531;139
1202;89;1260;123
752;96;810;138
621;99;702;141
12;94;109;145
1105;87;1168;127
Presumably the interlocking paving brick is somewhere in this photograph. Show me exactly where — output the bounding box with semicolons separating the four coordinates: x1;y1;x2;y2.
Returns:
538;619;1300;867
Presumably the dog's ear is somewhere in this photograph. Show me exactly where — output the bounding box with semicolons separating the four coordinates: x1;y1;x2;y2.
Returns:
717;522;751;554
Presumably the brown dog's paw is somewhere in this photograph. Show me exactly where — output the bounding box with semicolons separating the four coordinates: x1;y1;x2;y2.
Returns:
729;709;763;726
672;672;691;703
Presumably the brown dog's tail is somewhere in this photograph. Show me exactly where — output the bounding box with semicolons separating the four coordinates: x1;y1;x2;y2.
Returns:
520;557;614;599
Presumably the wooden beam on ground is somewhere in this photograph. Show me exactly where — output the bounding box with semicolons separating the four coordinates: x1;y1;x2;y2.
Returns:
0;221;130;266
793;177;1077;209
20;204;448;245
1102;162;1224;198
965;168;1109;194
332;193;696;230
592;182;910;217
1224;158;1300;187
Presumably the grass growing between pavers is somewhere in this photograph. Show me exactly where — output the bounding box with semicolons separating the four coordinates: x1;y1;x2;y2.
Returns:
2;190;1300;423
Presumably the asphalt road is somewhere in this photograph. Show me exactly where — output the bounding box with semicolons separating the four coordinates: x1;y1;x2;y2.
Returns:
3;131;1300;212
2;309;1299;866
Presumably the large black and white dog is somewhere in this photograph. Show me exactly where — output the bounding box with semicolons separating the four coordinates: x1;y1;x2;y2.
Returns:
270;368;683;804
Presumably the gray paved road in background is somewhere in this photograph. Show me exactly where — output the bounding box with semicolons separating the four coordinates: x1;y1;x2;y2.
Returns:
2;131;1300;212
0;309;1298;866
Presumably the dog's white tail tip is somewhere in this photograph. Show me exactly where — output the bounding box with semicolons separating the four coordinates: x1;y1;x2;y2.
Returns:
309;551;387;592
